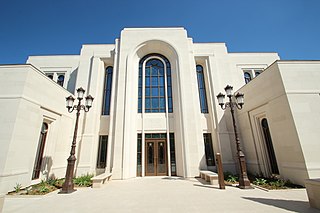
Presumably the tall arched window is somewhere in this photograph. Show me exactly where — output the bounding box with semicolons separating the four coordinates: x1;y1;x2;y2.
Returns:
244;72;252;84
32;122;48;180
102;66;113;115
196;65;209;113
261;118;279;174
138;54;173;113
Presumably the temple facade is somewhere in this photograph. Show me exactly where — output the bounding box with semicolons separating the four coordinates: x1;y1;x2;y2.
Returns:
1;28;319;193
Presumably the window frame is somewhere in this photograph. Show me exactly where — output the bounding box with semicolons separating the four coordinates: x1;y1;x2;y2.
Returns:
32;122;49;180
102;66;113;115
196;65;209;113
203;133;215;167
243;68;264;84
96;135;108;169
138;54;173;113
57;74;65;86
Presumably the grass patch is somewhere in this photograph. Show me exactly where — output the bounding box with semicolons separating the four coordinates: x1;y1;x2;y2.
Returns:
223;172;303;190
224;172;239;185
8;174;94;195
74;174;94;187
252;176;303;190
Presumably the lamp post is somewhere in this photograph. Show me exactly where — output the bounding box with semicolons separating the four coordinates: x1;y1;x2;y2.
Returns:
216;85;251;189
60;87;94;193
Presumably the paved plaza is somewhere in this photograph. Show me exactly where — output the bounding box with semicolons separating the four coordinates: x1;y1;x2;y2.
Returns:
2;177;320;213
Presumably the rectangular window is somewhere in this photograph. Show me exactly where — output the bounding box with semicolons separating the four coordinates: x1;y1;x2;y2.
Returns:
32;122;48;180
137;134;142;176
243;68;264;84
102;67;113;115
203;133;215;166
170;133;176;176
196;65;209;113
57;74;65;87
45;73;54;80
97;136;108;168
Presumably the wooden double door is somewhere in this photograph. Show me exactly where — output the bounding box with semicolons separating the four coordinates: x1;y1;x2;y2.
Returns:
145;139;167;176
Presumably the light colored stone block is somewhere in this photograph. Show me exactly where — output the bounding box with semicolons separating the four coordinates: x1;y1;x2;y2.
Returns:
305;178;320;209
91;173;112;188
0;193;5;213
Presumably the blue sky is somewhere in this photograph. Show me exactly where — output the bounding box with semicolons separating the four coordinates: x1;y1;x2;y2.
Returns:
1;0;319;64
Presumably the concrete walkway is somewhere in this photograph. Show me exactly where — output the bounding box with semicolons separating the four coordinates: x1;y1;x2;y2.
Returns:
2;177;319;213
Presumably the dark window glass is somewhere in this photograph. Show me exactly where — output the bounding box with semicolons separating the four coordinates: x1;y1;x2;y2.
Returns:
203;133;215;166
145;133;166;139
169;133;177;176
261;118;279;174
196;65;209;113
244;72;252;84
97;136;108;169
57;75;64;86
47;74;53;80
255;69;262;77
137;134;142;176
32;122;49;180
138;54;173;113
102;66;113;115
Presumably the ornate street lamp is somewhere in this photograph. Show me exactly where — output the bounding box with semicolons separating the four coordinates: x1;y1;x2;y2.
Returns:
216;85;251;189
60;87;94;193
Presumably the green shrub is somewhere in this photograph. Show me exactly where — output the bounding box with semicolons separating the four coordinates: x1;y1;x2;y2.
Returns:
253;178;267;185
73;174;93;187
224;172;238;183
269;179;286;188
47;177;58;186
14;183;22;193
38;185;50;193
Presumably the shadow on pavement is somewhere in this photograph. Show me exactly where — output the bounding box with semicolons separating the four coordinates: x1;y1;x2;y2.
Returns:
242;197;320;213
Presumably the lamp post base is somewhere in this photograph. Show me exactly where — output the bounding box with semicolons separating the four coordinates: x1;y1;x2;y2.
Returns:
60;156;76;194
238;178;253;189
238;151;253;189
59;188;77;194
238;185;253;189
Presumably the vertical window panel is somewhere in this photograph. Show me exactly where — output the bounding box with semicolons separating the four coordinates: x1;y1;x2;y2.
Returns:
261;118;279;174
32;122;48;180
203;133;215;167
137;134;142;176
170;133;177;176
97;136;108;169
102;66;113;115
145;77;150;86
57;74;65;86
196;65;209;113
152;87;158;96
145;88;150;96
160;88;165;96
159;98;165;108
244;72;252;84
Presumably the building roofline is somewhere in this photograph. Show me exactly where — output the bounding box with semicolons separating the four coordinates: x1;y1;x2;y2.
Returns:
81;43;115;46
0;63;37;67
0;63;74;95
193;42;226;44
28;54;79;57
266;59;320;68
276;60;320;63
229;52;278;54
123;27;185;30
